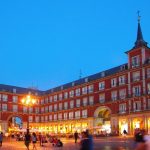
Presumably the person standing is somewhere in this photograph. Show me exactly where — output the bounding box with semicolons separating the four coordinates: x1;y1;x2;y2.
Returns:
31;132;37;150
0;132;3;147
24;132;31;150
74;131;78;143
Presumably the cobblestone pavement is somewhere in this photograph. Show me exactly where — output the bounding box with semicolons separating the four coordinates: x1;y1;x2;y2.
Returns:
0;136;135;150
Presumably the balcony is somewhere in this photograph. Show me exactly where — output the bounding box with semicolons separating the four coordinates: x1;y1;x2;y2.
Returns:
99;99;105;103
112;97;117;101
132;77;140;82
133;93;141;97
82;115;87;118
118;111;126;114
119;95;126;100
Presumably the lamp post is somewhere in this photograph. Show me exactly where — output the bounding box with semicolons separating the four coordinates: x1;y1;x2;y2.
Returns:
21;95;36;133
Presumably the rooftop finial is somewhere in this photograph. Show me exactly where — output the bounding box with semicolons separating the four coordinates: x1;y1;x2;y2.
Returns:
133;11;148;48
137;10;141;23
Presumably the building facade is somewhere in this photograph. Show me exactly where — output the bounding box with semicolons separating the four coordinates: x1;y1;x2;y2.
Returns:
0;18;150;135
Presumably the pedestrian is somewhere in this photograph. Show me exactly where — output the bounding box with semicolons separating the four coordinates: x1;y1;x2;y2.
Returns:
0;132;3;147
24;132;31;150
123;129;127;137
134;129;146;150
74;131;78;143
86;129;93;150
38;133;42;146
31;132;37;150
80;131;90;150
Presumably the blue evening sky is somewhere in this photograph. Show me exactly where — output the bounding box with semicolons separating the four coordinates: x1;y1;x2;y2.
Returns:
0;0;150;90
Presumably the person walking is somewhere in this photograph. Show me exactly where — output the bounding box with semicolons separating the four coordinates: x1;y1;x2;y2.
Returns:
31;132;37;150
74;131;78;143
24;132;31;150
0;132;3;147
80;131;90;150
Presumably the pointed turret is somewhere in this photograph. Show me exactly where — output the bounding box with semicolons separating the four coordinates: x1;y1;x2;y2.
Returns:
133;11;148;48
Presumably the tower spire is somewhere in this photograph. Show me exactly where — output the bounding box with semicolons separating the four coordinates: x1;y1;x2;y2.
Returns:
134;11;148;48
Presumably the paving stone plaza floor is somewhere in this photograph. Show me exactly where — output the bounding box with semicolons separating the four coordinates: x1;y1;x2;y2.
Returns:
0;136;135;150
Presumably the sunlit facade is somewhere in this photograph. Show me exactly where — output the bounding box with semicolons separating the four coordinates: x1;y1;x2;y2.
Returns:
0;19;150;135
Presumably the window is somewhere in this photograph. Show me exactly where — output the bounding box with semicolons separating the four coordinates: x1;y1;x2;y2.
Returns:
41;116;44;122
83;97;88;106
76;99;80;107
82;109;87;118
88;85;94;93
99;94;105;103
2;104;7;111
35;107;39;113
111;91;117;101
134;101;141;111
13;105;18;112
35;116;39;122
23;106;27;113
41;107;44;113
119;89;126;99
133;71;140;82
45;97;48;104
132;55;140;67
64;102;68;109
75;88;80;96
89;96;94;105
49;105;52;112
54;95;57;101
148;99;150;109
45;116;48;122
119;76;125;85
54;104;57;111
133;86;141;96
29;107;33;113
147;83;150;94
59;103;62;110
54;114;57;121
49;96;53;102
69;112;73;119
99;81;105;90
12;96;18;103
58;113;62;120
147;68;150;78
49;115;52;121
13;88;17;93
75;111;80;119
45;106;48;113
111;78;117;87
64;113;67;120
29;116;33;122
59;94;63;100
119;104;126;113
41;99;44;104
64;92;68;99
69;90;74;98
2;94;8;101
70;100;74;108
82;86;87;94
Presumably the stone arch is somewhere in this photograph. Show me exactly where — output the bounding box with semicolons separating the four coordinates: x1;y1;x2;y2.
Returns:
7;114;23;122
94;106;112;118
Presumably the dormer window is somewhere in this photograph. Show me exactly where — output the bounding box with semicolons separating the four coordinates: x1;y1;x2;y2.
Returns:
132;56;140;68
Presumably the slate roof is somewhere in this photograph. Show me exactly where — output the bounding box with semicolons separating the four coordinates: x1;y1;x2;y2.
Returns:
0;84;43;95
44;63;128;95
0;63;128;96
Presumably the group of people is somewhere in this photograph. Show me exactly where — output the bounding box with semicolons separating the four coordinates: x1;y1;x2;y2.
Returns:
74;130;93;150
49;137;63;147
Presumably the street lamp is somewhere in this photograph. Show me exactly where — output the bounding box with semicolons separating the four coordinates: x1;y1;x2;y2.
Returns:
21;95;36;133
